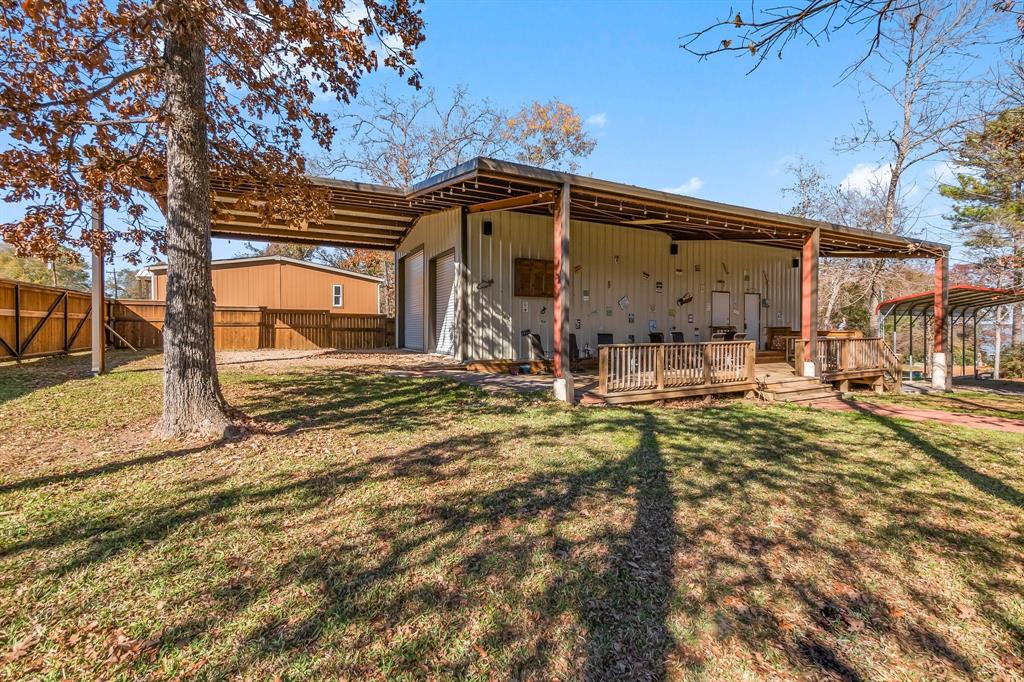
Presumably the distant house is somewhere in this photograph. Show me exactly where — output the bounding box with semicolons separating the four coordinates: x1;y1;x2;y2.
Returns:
140;255;383;313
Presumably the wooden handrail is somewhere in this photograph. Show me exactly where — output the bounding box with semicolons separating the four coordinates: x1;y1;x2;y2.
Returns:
597;340;755;395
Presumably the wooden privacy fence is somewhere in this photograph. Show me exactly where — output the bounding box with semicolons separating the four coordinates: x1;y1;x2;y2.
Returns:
108;301;394;352
598;340;756;399
2;279;393;361
0;278;94;360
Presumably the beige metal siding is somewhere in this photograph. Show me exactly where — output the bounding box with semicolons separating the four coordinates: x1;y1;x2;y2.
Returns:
151;261;380;312
465;211;801;361
396;208;460;352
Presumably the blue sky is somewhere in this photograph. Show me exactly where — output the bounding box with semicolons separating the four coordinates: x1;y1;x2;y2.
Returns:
216;0;973;264
3;0;996;269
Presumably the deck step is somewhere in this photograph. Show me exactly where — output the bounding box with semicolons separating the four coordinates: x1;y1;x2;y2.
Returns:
760;374;840;403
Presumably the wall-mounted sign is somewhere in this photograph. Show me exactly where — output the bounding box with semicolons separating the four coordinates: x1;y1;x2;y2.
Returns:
521;301;529;313
618;295;630;310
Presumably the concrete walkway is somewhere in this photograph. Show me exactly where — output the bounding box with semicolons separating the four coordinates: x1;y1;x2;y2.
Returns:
811;398;1024;433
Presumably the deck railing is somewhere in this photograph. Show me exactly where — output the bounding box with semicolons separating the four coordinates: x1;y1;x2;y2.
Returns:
597;340;756;396
818;337;886;374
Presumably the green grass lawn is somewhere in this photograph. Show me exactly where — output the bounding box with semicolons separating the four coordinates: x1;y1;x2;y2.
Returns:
1;351;1022;680
850;388;1024;420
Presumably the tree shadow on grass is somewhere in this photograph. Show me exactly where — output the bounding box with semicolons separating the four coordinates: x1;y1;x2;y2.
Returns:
4;369;1022;679
845;402;1024;510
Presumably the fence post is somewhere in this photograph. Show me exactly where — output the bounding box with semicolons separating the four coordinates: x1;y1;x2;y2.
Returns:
655;344;665;390
62;293;69;351
702;343;712;385
746;341;756;381
598;346;609;394
13;282;20;358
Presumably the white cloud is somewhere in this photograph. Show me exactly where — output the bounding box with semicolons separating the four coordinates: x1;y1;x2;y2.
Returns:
929;160;958;186
661;177;704;195
586;112;608;127
839;162;892;193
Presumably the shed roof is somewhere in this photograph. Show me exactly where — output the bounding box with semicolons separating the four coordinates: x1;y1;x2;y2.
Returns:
187;156;949;258
877;285;1024;316
142;255;384;283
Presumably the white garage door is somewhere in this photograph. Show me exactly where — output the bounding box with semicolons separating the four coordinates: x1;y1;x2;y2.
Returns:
402;252;424;351
433;252;456;356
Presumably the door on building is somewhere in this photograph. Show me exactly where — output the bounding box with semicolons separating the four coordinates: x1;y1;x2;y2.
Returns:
744;292;761;348
711;291;731;328
402;251;424;351
432;251;456;355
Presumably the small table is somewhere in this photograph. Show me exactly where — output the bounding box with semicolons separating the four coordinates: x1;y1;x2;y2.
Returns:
710;325;736;340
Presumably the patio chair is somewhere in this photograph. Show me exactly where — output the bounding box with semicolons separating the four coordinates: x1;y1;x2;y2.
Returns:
669;331;685;343
732;332;747;340
569;333;582;371
596;333;614;346
526;332;547;361
648;332;664;343
710;332;727;341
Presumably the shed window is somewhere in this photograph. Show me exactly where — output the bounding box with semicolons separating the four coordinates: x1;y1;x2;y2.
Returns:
332;284;344;307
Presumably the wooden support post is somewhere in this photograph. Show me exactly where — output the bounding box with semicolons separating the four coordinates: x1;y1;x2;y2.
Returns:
932;255;949;391
62;291;69;352
552;182;573;403
800;227;820;378
90;204;106;376
702;343;712;385
598;346;609;394
745;341;756;381
13;282;20;358
655;345;665;390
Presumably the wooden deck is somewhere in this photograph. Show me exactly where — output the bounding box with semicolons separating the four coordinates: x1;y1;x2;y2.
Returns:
592;338;900;404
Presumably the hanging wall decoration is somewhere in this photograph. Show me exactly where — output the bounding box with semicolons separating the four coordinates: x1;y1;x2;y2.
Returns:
618;295;630;310
641;271;650;280
477;278;493;291
676;292;693;306
655;281;664;293
627;313;635;324
606;307;613;317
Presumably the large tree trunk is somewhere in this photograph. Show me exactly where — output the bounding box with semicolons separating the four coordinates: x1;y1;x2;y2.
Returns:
155;10;232;439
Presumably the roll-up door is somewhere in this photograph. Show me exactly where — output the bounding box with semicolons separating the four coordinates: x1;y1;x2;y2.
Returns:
402;252;424;351
433;252;456;355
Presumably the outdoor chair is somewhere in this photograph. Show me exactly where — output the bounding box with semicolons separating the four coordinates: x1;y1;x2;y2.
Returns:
710;332;727;341
569;333;582;371
648;332;664;343
669;331;685;343
526;332;546;361
732;332;747;340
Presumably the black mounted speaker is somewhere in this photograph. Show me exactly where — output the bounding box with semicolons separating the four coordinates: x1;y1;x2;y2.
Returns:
482;220;493;236
792;258;799;268
670;243;679;256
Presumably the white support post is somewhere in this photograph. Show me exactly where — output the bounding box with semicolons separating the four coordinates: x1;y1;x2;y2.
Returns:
552;182;574;403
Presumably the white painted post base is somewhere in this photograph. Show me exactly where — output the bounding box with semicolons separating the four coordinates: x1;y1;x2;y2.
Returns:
553;372;575;404
803;361;816;378
931;353;951;391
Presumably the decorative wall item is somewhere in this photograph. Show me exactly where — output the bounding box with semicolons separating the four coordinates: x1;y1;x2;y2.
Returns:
721;262;730;275
605;307;613;317
574;264;583;274
648;319;657;332
675;268;683;275
627;334;635;343
694;264;701;272
476;279;494;291
513;258;554;297
521;301;529;313
618;295;630;310
582;289;590;302
743;269;750;282
668;309;676;317
687;313;694;323
677;292;693;306
575;318;581;329
627;313;635;324
641;271;650;280
648;304;655;312
614;255;620;264
655;281;664;293
540;305;547;315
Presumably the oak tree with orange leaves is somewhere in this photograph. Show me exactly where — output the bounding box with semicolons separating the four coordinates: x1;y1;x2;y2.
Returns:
0;0;425;437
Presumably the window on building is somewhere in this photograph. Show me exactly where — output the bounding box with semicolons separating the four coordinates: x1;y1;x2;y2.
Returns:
332;284;344;307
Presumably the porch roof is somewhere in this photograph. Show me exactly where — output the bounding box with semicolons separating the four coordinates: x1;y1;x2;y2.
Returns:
201;156;949;258
877;285;1024;317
